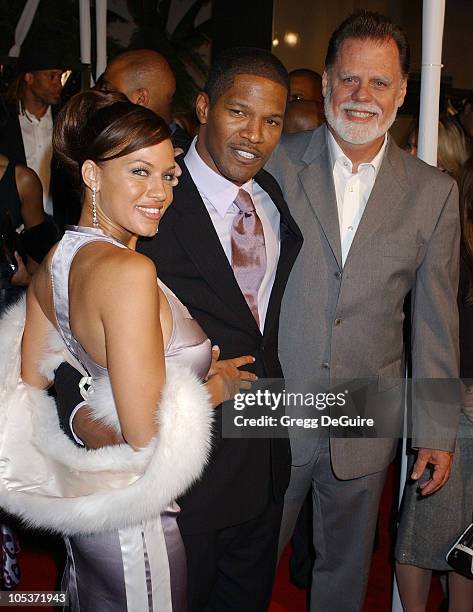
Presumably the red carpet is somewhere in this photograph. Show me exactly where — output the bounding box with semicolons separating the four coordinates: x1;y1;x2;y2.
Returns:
7;465;444;611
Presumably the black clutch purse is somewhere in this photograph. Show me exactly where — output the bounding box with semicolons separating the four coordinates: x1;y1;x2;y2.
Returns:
446;522;473;577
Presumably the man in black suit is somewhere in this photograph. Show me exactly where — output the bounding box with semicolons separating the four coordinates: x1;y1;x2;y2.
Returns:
55;47;302;611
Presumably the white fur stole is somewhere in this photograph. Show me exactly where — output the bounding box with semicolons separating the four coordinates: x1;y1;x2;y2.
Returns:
0;298;213;535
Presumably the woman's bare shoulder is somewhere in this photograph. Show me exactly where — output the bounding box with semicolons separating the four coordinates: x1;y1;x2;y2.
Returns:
91;242;154;272
77;242;157;294
85;247;160;329
15;164;42;193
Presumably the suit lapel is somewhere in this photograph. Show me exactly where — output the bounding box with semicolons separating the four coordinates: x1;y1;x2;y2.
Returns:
172;163;261;336
298;127;342;268
343;137;408;266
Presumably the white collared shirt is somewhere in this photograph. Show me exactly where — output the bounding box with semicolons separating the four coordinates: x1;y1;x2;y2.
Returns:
327;130;387;266
19;106;53;215
184;138;280;331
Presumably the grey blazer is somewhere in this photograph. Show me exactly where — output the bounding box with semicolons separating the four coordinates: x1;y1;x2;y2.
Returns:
267;125;460;479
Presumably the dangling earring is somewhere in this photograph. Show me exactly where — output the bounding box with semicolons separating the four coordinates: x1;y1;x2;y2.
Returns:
92;186;98;227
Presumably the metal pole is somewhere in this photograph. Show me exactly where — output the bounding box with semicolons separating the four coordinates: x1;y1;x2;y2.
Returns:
79;0;91;66
95;0;107;80
8;0;41;57
417;0;446;166
392;377;409;612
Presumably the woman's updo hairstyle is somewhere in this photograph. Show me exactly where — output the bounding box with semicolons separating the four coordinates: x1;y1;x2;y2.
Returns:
53;89;171;195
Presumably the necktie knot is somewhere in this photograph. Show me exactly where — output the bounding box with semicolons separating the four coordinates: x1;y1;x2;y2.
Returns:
234;188;255;215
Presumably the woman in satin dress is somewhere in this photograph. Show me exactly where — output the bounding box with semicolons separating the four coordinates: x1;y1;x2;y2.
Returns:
17;89;255;611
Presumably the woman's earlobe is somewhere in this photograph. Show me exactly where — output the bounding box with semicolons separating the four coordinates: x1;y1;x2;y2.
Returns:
82;160;100;191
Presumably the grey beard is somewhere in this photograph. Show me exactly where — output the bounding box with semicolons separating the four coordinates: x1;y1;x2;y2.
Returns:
323;90;398;145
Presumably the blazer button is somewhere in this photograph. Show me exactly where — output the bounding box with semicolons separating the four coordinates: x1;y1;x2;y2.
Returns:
334;318;342;326
321;362;330;369
334;271;342;279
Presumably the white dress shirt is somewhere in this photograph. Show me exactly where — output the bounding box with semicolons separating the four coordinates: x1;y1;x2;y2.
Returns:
327;131;387;266
184;138;280;331
19;106;53;215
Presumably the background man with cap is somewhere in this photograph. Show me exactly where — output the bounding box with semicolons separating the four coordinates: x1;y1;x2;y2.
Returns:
0;50;64;217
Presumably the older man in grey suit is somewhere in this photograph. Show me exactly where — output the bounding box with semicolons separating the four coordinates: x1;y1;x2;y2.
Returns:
267;10;460;612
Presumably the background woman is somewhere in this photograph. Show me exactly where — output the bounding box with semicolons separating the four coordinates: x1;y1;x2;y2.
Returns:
437;117;472;180
395;156;473;611
0;152;58;591
0;153;57;313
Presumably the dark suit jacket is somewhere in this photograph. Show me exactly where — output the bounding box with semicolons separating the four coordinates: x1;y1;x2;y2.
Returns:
0;100;26;165
0;99;80;232
138;160;303;533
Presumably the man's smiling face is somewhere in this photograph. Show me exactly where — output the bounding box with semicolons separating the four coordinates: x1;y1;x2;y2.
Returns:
195;74;287;186
323;37;407;147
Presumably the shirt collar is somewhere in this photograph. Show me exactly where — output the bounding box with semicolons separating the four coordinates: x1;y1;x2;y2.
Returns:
184;137;253;218
22;105;53;126
327;129;387;179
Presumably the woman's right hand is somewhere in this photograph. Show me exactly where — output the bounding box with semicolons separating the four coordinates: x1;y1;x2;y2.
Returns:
205;345;258;407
